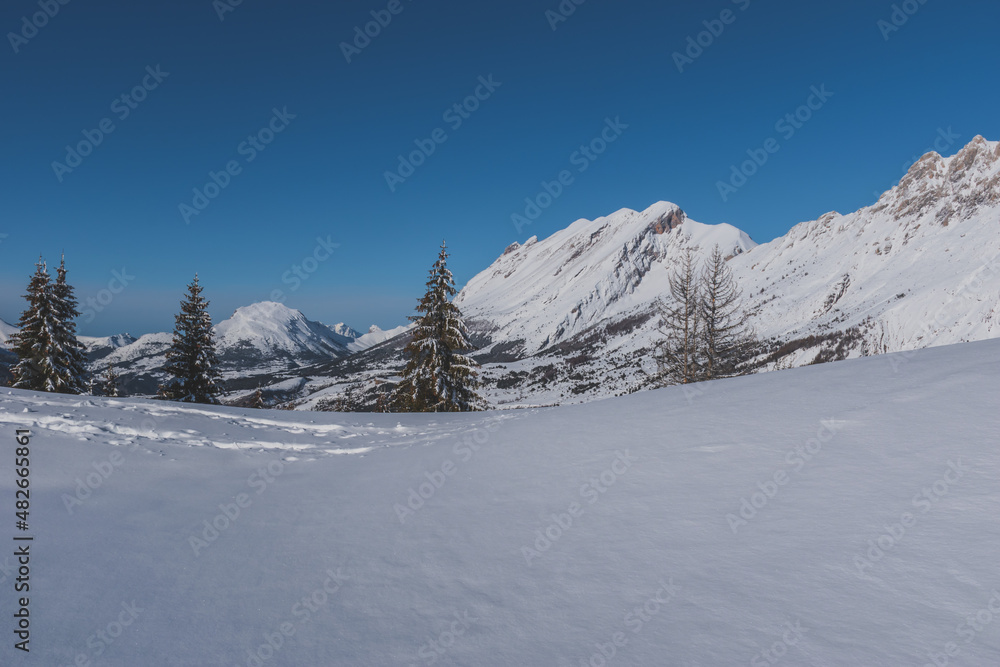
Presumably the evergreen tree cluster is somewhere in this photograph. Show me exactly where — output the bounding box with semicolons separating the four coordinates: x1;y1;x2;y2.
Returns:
9;255;88;394
5;246;482;411
655;245;757;386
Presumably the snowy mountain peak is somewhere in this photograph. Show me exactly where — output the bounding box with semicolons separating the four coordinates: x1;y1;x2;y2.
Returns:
78;333;137;349
213;302;350;358
220;301;303;328
457;202;757;352
330;322;363;340
876;135;1000;223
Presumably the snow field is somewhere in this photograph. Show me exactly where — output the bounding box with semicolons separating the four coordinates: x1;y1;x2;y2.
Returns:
0;338;998;664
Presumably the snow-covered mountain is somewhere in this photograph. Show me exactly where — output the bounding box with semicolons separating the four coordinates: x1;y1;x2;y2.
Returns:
329;322;363;342
437;135;1000;406
79;333;138;360
456;201;756;354
4;137;998;408
87;302;358;394
0;299;404;399
347;324;412;353
733;134;1000;359
213;301;352;361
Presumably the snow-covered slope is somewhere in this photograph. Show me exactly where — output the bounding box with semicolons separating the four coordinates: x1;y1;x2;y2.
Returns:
1;338;998;664
733;135;1000;358
79;333;138;362
328;322;362;342
347;324;411;353
456;201;756;354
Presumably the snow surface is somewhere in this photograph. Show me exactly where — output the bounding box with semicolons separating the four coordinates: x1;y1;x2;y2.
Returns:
1;339;998;665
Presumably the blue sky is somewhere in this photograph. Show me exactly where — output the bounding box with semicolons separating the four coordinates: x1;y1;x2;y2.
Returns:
2;0;998;336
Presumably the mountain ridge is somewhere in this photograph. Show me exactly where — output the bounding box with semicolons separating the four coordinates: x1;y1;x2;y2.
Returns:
1;136;998;407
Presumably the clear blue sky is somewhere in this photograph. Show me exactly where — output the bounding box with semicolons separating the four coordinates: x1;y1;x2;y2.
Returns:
2;0;998;336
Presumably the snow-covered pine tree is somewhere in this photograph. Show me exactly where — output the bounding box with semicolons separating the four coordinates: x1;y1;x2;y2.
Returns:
395;242;484;412
49;254;88;393
699;244;756;380
102;362;121;397
10;258;56;391
654;248;704;386
161;275;222;404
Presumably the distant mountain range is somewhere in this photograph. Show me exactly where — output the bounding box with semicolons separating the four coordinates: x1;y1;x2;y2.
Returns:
2;136;998;408
0;302;405;396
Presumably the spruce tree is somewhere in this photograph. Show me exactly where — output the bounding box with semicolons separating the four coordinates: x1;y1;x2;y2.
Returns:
654;248;704;386
10;258;56;391
161;275;222;404
50;254;88;393
395;242;484;412
102;362;121;397
699;244;756;380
